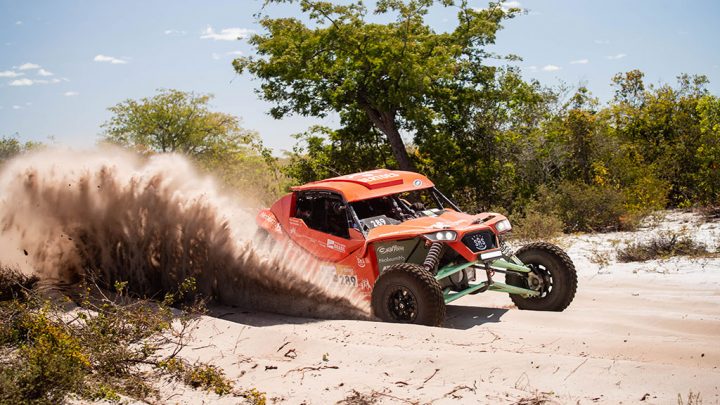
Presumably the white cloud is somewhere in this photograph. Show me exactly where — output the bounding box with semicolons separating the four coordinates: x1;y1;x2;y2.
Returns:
594;39;610;45
9;78;34;86
164;29;187;35
200;26;253;41
8;77;61;86
570;59;589;65
64;91;79;97
500;1;523;11
0;70;23;78
12;105;22;110
211;50;244;61
542;64;561;72
606;53;627;60
94;54;128;64
37;68;54;76
527;65;538;72
15;21;22;25
18;62;41;70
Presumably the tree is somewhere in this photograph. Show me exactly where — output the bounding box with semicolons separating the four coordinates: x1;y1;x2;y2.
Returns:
235;0;518;171
102;89;284;203
103;89;258;159
0;136;42;164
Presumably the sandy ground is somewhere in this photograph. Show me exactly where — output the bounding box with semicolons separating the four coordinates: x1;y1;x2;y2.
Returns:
160;211;720;404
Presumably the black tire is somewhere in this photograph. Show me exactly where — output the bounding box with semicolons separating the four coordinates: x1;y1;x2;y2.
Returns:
505;242;577;311
371;263;446;327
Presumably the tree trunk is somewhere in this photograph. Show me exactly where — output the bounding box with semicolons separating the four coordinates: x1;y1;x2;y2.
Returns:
362;106;415;171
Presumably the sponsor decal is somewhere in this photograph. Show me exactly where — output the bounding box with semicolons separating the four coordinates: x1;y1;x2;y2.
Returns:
378;255;405;264
358;279;372;292
471;234;487;251
259;212;282;232
326;238;347;253
335;266;354;276
356;257;366;268
377;245;405;254
413;179;423;187
344;171;400;183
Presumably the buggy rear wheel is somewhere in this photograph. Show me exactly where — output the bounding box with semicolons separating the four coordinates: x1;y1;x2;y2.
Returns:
505;242;577;311
371;263;446;327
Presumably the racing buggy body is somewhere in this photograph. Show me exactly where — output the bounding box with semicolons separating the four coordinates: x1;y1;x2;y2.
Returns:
256;169;577;326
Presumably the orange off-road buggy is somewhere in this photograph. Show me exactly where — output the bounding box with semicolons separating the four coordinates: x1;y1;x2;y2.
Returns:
256;169;577;326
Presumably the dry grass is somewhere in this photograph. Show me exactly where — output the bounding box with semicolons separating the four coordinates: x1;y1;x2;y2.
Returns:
617;234;712;263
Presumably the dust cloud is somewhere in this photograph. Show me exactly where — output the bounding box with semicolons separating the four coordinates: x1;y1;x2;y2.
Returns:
0;148;369;319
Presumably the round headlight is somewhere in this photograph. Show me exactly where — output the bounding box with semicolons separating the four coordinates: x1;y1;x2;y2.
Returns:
443;231;455;240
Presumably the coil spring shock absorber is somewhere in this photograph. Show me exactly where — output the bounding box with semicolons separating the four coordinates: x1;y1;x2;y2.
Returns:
423;242;444;274
499;236;514;257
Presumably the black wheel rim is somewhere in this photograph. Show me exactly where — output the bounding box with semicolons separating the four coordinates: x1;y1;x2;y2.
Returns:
387;286;418;322
528;263;554;298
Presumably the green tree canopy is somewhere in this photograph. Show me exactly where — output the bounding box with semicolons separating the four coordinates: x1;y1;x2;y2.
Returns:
103;89;259;161
0;136;42;164
102;89;283;203
235;0;519;170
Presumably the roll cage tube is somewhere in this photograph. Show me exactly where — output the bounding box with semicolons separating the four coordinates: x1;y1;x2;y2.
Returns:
431;187;462;212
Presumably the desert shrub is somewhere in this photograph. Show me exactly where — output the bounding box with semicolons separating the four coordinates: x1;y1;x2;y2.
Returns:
0;265;38;301
699;206;720;222
0;301;89;405
509;207;564;241
539;181;628;232
617;234;711;262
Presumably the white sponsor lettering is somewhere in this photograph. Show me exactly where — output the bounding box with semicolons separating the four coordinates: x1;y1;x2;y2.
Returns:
326;239;347;253
377;245;405;254
378;255;405;264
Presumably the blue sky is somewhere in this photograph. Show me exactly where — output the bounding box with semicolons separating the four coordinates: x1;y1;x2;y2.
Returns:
1;0;719;154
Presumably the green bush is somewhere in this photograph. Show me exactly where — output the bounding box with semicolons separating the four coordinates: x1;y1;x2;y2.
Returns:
0;303;89;405
509;207;564;241
538;181;628;232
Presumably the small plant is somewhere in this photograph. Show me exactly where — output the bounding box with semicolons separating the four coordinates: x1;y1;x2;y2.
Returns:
617;234;712;262
588;244;611;272
678;390;702;405
241;388;268;405
159;358;234;395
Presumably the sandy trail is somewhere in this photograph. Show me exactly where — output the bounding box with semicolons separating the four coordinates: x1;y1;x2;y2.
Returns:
170;215;720;404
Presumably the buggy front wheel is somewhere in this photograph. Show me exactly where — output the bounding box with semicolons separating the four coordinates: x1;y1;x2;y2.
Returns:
371;263;446;327
505;242;577;311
